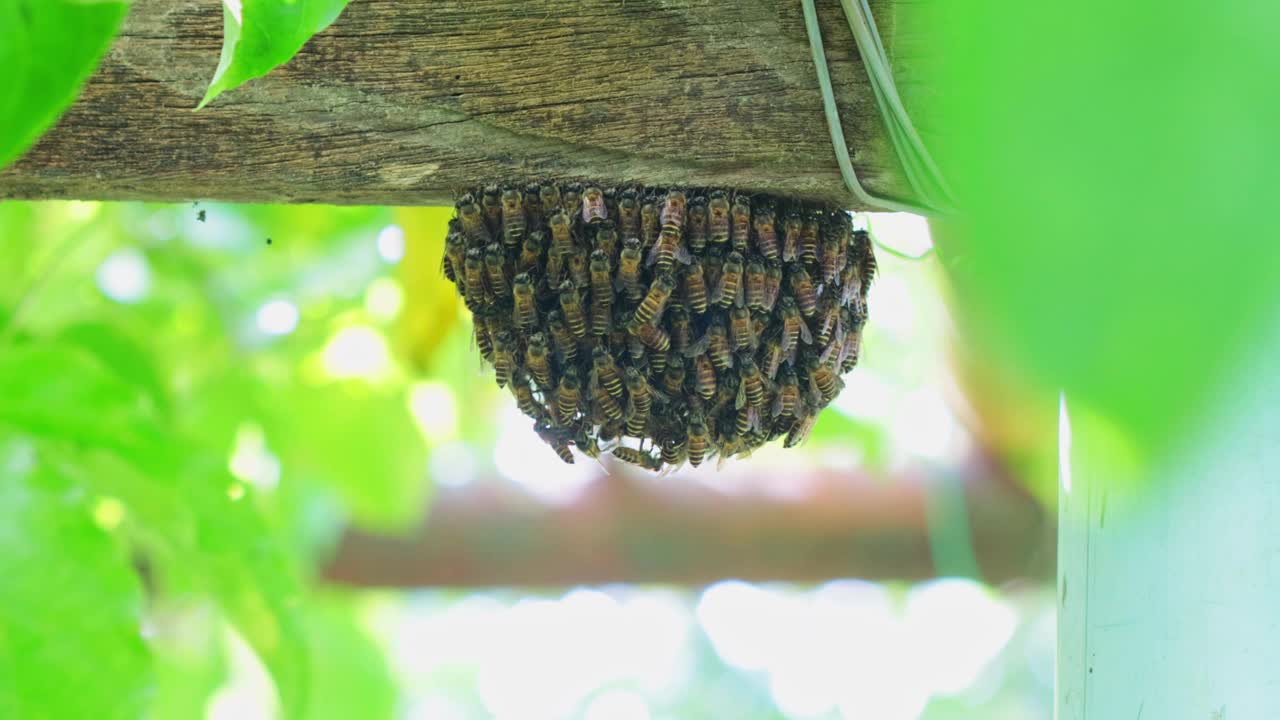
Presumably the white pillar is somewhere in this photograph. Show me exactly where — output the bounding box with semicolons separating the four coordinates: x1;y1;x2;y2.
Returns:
1057;329;1280;718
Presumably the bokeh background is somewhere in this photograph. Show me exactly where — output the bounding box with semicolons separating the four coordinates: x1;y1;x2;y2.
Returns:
1;200;1054;719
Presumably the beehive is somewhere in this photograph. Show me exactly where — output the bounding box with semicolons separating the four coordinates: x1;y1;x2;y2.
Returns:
442;184;874;471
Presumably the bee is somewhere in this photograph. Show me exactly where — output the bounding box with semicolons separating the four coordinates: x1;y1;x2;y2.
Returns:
624;366;654;437
686;196;708;253
484;242;510;298
736;353;766;409
661;354;686;398
733;403;762;436
492;331;516;388
555;366;582;424
745;259;767;311
523;184;544;228
588;250;614;335
660;437;687;468
510;369;544;420
759;333;784;379
778;297;813;356
813;295;840;347
548;211;574;257
686;411;713;467
536;420;576;464
763;260;783;312
696;322;735;371
807;356;843;403
481;185;503;236
683;258;709;315
660;189;687;236
783;412;817;448
525;332;554;390
692;352;717;400
772;368;803;418
568;251;590;288
512;273;538;330
545;250;565;290
612;446;662;471
800;212;820;266
546;309;578;363
518;229;545;275
590;345;624;400
559;280;588;338
728;306;757;351
463;247;486;310
582;186;608;224
473;308;495;362
594;223;620;263
709;373;739;420
782;210;803;262
856;231;877;292
540;183;563;219
443;229;467;285
730;195;752;254
618;189;641;239
707;190;731;247
633;272;676;327
711;251;746;308
562;183;583;219
753;205;780;260
647;347;668;378
457;193;492;244
640;199;660;247
628;317;671;352
837;308;864;372
789;264;818;317
647;228;693;273
615;237;644;301
667;304;693;354
821;227;845;283
500;188;525;250
591;374;625;424
612;305;634;356
839;253;864;306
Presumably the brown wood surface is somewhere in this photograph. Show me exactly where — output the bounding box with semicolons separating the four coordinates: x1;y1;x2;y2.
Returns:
322;456;1052;589
0;0;939;208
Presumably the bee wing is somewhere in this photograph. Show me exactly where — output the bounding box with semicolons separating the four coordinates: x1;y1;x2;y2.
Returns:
649;385;671;404
684;333;711;358
780;327;794;355
674;243;693;265
771;390;783;418
736;379;747;409
734;278;746;308
798;318;814;344
748;406;763;433
709;280;724;305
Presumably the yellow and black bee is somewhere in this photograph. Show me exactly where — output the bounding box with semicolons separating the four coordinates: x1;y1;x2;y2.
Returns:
457;193;492;245
616;237;645;302
686;196;708;253
525;332;554;390
559;280;588;338
712;251;746;308
582;186;608;224
707;191;731;247
611;446;663;471
730;195;752;254
753;205;780;261
501;188;525;250
512;272;538;330
683;258;709;315
633;272;676;327
617;189;641;239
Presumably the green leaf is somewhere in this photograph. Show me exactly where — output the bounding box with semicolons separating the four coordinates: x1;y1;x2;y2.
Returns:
199;0;351;109
915;0;1280;458
301;595;397;720
0;454;152;719
0;0;129;169
269;380;430;532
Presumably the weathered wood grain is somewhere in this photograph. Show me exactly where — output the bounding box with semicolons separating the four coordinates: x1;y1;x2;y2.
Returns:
0;0;934;208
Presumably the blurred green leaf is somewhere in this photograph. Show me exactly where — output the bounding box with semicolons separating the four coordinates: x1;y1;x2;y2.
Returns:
147;602;228;720
269;380;430;532
917;1;1280;459
0;0;128;169
200;0;350;109
302;595;396;720
0;342;174;473
58;321;172;416
0;456;152;719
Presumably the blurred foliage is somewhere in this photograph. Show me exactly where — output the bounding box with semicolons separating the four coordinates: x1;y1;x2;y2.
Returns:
911;0;1280;466
0;0;127;169
0;201;422;718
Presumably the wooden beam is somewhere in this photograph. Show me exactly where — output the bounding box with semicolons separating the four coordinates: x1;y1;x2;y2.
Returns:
0;0;931;208
321;456;1052;588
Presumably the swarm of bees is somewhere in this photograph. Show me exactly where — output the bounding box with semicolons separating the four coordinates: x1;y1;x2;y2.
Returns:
442;183;875;472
